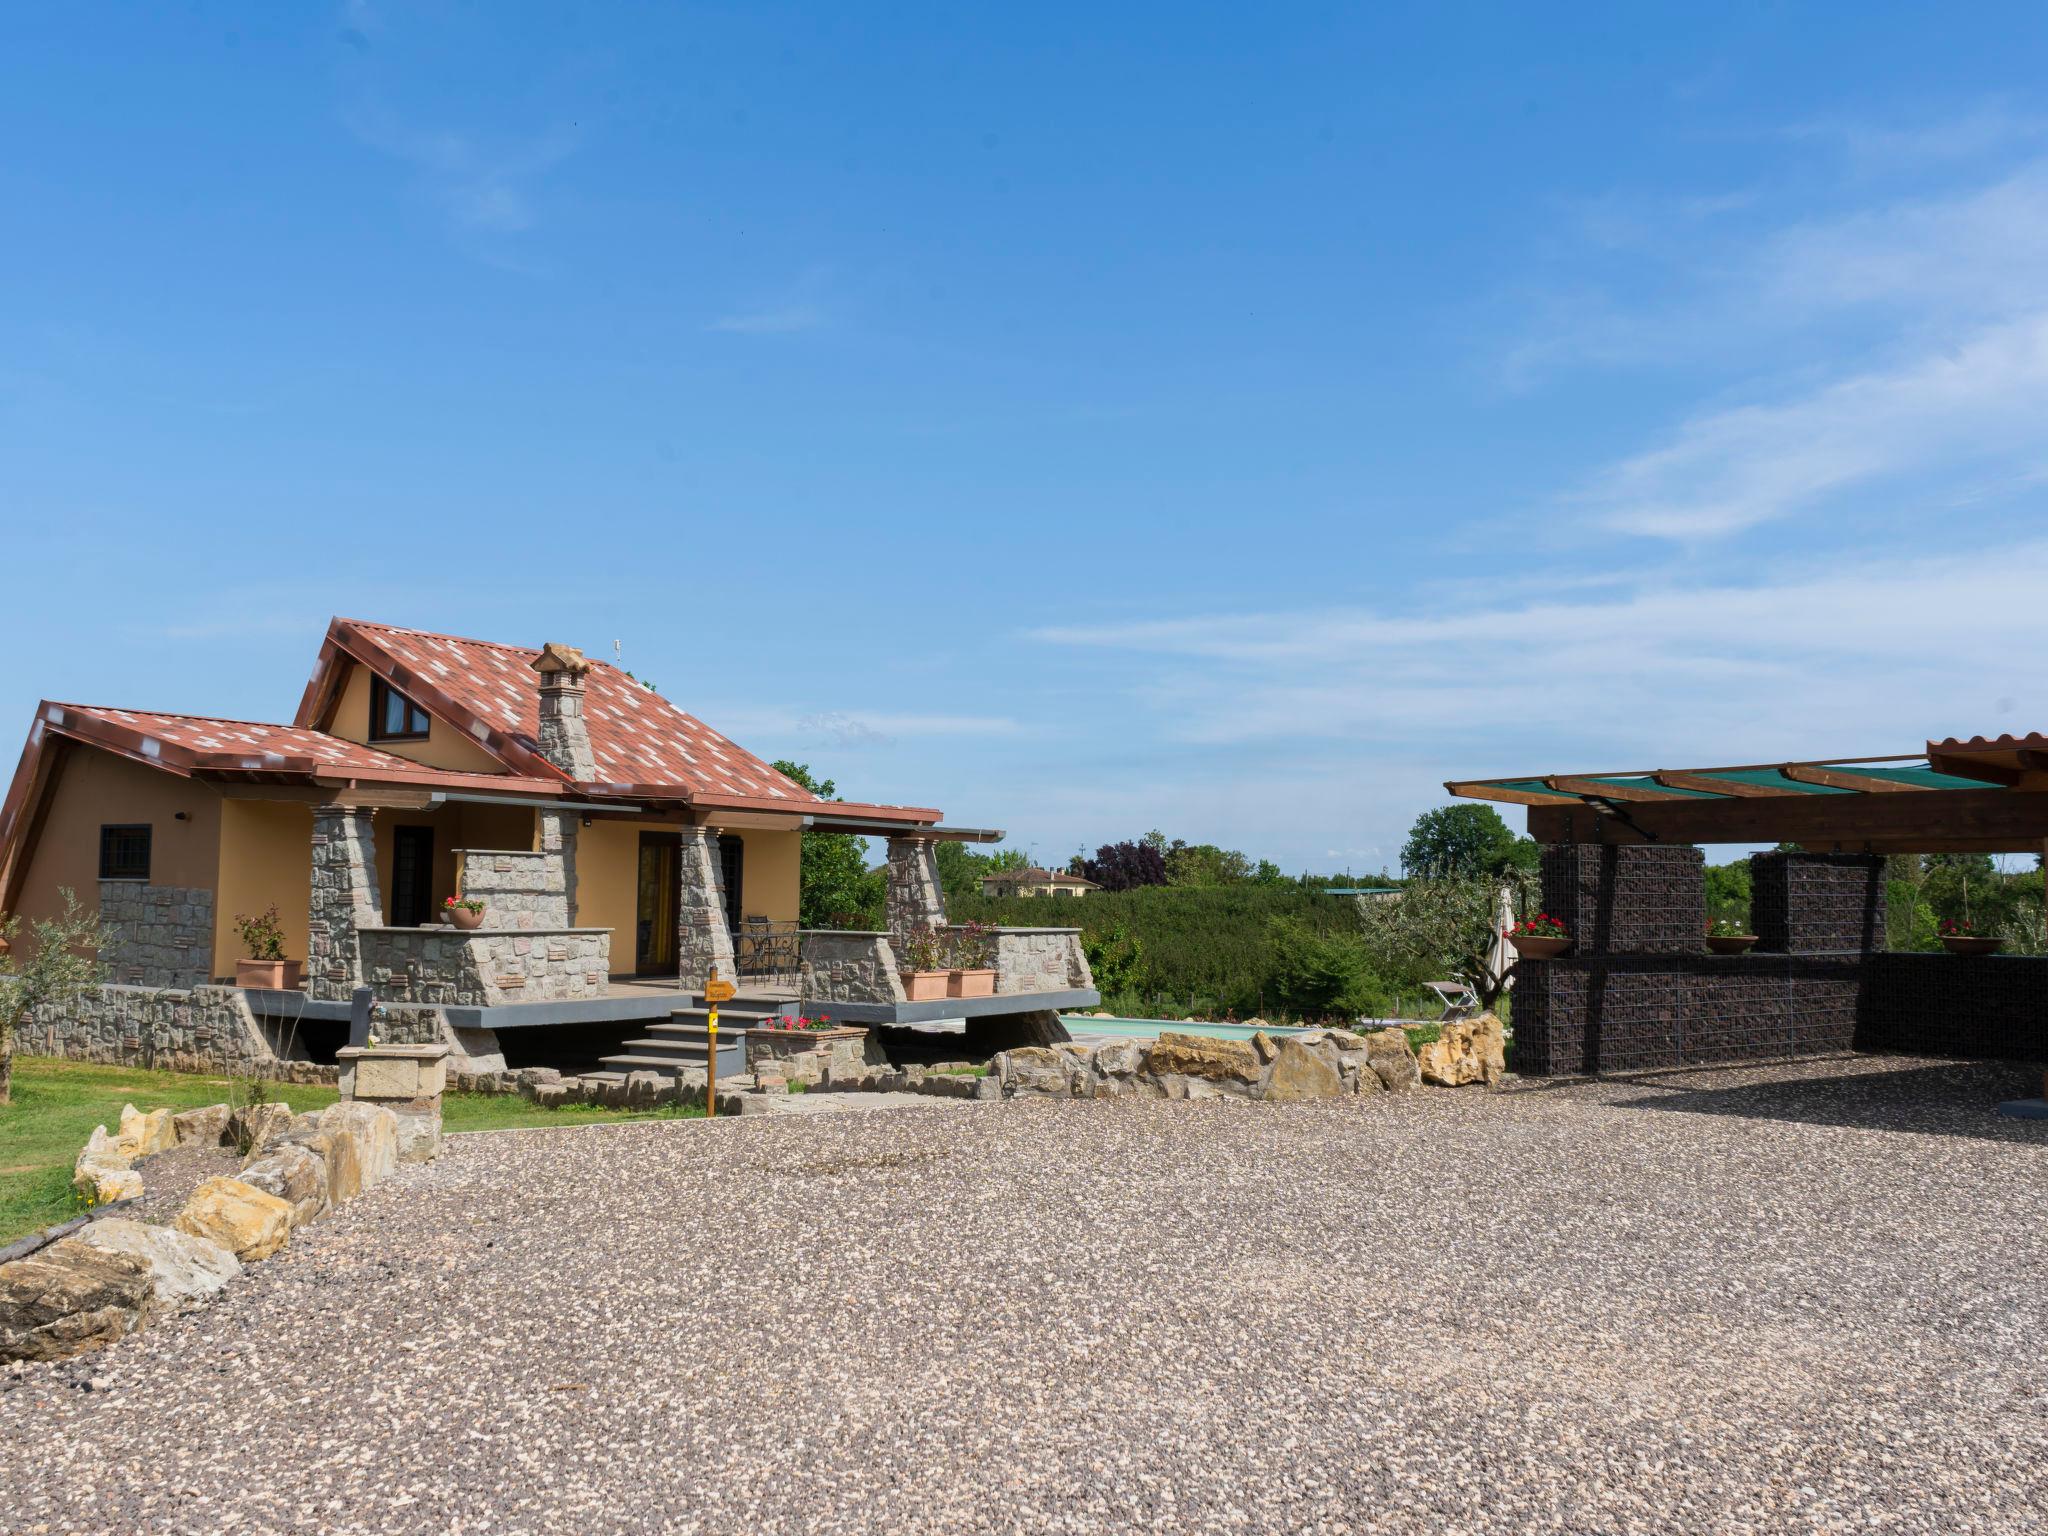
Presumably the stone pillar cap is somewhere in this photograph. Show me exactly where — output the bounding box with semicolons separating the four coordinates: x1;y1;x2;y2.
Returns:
532;642;591;679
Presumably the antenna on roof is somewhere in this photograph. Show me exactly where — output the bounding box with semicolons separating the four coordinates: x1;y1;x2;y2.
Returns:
613;639;622;667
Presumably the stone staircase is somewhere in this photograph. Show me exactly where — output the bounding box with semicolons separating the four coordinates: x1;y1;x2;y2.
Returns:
590;994;785;1082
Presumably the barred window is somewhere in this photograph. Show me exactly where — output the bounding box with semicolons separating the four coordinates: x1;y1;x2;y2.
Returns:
99;824;151;881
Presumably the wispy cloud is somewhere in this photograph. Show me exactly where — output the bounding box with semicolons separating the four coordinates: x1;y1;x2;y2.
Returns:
1031;538;2048;762
342;98;578;238
706;707;1024;749
709;267;834;335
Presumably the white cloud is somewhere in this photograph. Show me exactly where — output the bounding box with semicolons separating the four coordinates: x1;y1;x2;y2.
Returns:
343;100;576;237
1030;538;2048;766
1575;310;2048;538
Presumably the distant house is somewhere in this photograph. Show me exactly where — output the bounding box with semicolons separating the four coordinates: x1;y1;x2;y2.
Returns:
981;867;1100;899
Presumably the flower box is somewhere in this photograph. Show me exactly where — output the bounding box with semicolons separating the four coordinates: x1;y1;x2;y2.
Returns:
1511;936;1572;960
1705;934;1758;955
901;970;950;1001
947;967;997;998
235;958;303;990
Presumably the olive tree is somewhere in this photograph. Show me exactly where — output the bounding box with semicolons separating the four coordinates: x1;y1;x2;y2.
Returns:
1353;871;1535;1012
0;888;109;1105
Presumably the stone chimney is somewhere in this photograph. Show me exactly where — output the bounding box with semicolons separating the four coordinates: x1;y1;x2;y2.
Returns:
530;641;597;780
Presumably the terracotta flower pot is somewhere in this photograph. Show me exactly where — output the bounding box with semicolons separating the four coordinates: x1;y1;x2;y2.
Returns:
901;970;951;1001
1706;934;1758;955
947;968;998;998
1941;935;2002;956
448;906;487;931
1512;935;1572;960
235;958;303;990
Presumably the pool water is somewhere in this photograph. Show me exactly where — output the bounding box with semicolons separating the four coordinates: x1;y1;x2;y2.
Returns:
1059;1015;1421;1042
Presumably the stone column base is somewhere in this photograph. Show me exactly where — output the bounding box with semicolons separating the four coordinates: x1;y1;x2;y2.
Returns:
338;1043;451;1163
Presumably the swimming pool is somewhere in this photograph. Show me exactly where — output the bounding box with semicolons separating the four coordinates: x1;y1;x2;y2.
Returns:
1058;1016;1313;1042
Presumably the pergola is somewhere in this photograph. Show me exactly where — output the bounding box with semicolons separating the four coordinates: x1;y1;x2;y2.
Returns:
1446;729;2048;858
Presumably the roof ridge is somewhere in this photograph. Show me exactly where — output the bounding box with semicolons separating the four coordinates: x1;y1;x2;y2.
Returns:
48;701;302;730
337;617;538;656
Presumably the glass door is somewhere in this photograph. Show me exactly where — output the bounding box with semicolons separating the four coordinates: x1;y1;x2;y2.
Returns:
636;832;680;974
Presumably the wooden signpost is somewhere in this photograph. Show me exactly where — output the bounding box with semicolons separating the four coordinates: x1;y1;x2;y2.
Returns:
704;968;735;1116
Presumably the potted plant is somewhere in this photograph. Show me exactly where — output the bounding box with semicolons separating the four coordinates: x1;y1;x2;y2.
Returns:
232;906;302;990
898;924;951;1001
1706;916;1758;955
1939;918;2002;956
946;921;998;998
444;895;487;932
1508;912;1572;960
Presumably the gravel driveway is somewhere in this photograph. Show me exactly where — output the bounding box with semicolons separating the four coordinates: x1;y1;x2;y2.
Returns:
5;1054;2046;1535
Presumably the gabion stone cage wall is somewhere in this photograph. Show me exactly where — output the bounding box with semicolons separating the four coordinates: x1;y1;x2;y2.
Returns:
1512;843;2046;1076
1751;852;1886;954
1539;843;1705;955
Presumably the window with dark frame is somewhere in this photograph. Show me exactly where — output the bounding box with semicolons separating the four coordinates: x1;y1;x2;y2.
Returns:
369;677;432;741
99;824;151;881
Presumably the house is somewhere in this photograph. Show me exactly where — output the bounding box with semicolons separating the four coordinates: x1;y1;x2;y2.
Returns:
0;618;1096;1073
980;867;1100;899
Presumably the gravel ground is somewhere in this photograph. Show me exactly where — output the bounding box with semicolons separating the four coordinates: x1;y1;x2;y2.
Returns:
4;1053;2046;1535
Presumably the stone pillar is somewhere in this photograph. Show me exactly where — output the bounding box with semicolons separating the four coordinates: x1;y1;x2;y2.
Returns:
1538;843;1704;954
337;1042;450;1163
308;806;382;1002
676;825;736;988
530;642;597;781
1751;852;1886;954
885;835;947;939
538;810;580;926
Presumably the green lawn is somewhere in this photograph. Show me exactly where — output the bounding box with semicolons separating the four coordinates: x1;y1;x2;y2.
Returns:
0;1057;694;1245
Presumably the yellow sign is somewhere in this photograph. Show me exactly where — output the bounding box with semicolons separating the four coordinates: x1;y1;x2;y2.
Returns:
704;976;737;1004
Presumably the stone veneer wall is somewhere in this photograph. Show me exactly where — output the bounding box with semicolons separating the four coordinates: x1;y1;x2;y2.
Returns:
1514;951;2048;1075
799;930;907;1004
309;806;381;1001
884;836;947;939
24;983;313;1077
359;927;611;1006
992;928;1095;994
1752;852;1887;954
1540;844;1706;955
97;881;214;988
455;847;570;930
676;827;737;986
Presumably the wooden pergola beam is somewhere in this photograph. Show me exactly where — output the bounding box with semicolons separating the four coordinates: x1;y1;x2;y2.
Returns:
1527;787;2048;849
1782;764;1916;793
1544;775;1686;802
1653;771;1784;797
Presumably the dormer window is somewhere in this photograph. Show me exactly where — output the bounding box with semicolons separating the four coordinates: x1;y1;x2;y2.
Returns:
369;677;432;741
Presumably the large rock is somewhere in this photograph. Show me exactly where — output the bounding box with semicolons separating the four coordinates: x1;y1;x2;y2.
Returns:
1092;1037;1146;1078
73;1218;240;1312
72;1128;143;1206
1145;1032;1261;1084
236;1144;329;1228
1261;1037;1344;1101
315;1103;399;1190
996;1046;1071;1098
170;1103;233;1147
229;1101;295;1158
0;1238;152;1363
114;1104;176;1159
1419;1014;1508;1087
278;1125;363;1206
174;1177;295;1262
1364;1027;1422;1092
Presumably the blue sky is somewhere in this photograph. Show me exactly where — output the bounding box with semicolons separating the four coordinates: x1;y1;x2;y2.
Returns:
6;4;2048;874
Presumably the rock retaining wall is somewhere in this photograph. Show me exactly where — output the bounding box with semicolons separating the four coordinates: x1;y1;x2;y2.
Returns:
358;926;611;1005
23;983;337;1079
98;880;214;988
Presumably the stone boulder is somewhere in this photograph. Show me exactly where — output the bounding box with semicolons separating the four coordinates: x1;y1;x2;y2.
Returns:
0;1238;152;1363
996;1046;1072;1098
170;1103;233;1147
229;1101;295;1158
1363;1027;1422;1092
72;1128;143;1206
277;1125;363;1206
73;1218;240;1313
1092;1037;1146;1078
174;1177;295;1262
114;1104;176;1159
1261;1036;1344;1101
315;1103;399;1190
1145;1032;1261;1084
1418;1014;1507;1087
236;1143;330;1228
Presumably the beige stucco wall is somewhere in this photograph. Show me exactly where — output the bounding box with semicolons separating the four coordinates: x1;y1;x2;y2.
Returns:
722;826;800;926
327;660;507;775
213;798;313;978
9;743;222;956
